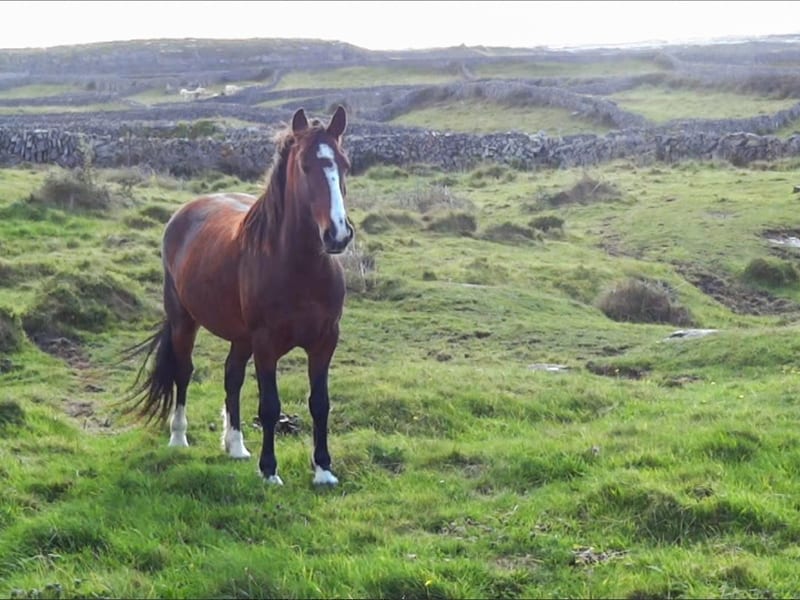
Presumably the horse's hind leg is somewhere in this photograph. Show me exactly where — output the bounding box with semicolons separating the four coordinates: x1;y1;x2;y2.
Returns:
165;276;198;447
222;341;252;458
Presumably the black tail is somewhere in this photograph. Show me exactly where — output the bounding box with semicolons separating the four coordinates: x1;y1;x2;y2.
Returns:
120;321;177;425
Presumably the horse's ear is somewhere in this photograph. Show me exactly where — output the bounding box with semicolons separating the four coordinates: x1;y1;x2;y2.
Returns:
292;108;309;133
327;105;347;139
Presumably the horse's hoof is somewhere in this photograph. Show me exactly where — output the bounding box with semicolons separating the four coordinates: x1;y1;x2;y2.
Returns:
313;466;339;486
168;434;189;447
264;474;284;486
224;431;251;459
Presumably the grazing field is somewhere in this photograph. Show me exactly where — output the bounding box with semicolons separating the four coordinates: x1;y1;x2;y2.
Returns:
1;154;800;598
469;58;667;79
609;85;800;123
0;84;83;100
389;98;611;135
273;65;461;90
0;103;134;115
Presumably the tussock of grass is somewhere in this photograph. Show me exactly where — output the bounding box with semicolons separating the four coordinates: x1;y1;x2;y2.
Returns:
481;222;538;244
742;257;798;287
0;307;23;353
425;210;477;236
538;174;621;207
22;271;145;340
29;169;114;211
596;277;693;326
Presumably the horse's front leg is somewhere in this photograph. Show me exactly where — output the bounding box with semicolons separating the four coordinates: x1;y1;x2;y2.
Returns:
254;349;282;485
307;332;339;486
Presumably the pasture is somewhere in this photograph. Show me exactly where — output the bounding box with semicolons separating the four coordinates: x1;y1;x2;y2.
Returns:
1;149;800;598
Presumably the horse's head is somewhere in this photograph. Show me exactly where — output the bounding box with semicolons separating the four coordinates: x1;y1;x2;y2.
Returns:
288;106;355;255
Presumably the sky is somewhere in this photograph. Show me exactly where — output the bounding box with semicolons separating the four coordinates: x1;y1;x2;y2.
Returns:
3;1;799;52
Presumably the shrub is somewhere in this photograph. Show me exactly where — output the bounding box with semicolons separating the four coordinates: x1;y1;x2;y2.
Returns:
482;222;537;244
0;308;23;353
596;278;693;326
742;257;798;287
338;240;377;294
29;169;112;211
394;184;473;214
538;174;620;207
530;214;565;232
360;210;420;234
425;211;477;236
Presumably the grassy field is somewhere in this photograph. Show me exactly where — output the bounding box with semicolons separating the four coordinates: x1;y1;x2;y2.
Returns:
389;98;611;135
470;58;666;79
1;153;800;598
273;66;461;90
609;85;800;123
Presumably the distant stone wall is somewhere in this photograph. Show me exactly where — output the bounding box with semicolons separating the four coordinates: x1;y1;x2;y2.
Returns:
3;124;800;179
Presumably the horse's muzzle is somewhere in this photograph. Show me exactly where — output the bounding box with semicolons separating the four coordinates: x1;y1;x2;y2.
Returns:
323;220;354;254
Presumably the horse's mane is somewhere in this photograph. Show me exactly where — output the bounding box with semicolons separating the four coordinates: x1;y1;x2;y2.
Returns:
240;118;326;252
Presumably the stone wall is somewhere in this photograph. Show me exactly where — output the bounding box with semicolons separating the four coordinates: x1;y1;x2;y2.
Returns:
3;123;800;179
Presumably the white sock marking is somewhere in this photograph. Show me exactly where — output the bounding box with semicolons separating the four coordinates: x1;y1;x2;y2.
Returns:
168;405;189;447
264;474;284;486
221;408;251;459
313;465;339;486
316;143;348;242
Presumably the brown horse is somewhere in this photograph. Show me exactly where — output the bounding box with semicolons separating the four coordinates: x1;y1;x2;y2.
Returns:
126;106;354;486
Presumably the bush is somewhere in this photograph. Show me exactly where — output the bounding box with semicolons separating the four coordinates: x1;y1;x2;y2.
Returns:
29;169;112;211
530;215;565;232
425;211;477;236
538;174;620;207
360;210;420;235
481;222;537;244
596;278;693;326
338;240;377;294
742;257;798;287
0;308;23;353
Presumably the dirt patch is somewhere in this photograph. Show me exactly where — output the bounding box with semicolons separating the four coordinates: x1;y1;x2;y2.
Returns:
64;399;115;433
570;546;627;567
676;264;800;315
30;335;91;369
586;361;647;379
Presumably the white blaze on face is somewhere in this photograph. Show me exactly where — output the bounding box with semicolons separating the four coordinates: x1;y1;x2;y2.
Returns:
316;143;348;242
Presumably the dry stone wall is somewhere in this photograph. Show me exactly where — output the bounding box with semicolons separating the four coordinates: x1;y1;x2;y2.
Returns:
3;123;800;179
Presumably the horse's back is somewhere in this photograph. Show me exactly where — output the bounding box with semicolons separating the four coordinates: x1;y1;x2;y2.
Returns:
162;193;257;340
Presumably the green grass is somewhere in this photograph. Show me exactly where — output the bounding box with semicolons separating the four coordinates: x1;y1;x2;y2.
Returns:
0;84;82;99
2;156;800;598
0;103;132;115
390;98;611;135
274;65;460;90
610;84;800;123
470;58;666;79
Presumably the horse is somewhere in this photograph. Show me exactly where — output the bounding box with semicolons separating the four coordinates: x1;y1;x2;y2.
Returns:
125;106;355;486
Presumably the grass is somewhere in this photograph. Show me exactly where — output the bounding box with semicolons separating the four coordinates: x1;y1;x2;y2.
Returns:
1;151;800;598
274;65;461;90
0;84;82;99
470;58;667;79
610;84;800;123
0;103;132;115
390;98;611;135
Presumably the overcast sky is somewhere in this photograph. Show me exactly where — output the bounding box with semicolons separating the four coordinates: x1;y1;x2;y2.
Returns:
3;1;799;51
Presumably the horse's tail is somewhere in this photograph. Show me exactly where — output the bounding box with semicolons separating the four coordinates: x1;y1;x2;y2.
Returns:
119;321;177;425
